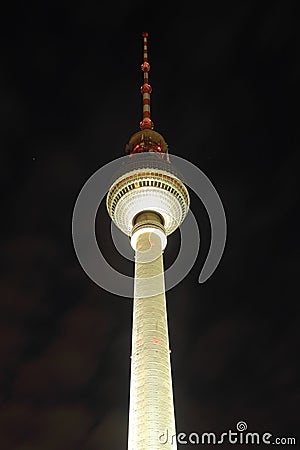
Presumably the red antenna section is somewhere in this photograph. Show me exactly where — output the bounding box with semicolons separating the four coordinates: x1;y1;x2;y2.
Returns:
125;33;169;160
140;32;154;130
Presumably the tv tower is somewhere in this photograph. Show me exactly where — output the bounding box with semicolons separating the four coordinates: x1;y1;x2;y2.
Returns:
106;33;189;449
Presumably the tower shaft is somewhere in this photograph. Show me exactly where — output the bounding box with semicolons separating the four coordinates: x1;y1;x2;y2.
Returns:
128;228;177;449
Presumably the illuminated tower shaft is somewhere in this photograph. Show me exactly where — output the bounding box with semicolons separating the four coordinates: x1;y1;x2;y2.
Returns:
128;212;177;450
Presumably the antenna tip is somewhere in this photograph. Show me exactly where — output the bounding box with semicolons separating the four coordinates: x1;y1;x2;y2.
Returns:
142;32;148;37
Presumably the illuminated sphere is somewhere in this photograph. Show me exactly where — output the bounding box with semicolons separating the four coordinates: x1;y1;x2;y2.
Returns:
106;152;190;245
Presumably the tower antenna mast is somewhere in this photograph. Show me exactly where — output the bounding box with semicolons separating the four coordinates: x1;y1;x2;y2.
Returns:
140;32;154;130
126;33;169;158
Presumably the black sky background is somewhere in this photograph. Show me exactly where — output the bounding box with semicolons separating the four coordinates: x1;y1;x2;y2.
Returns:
1;1;299;449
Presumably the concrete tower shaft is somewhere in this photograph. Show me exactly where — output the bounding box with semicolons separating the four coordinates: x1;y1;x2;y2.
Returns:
128;215;177;449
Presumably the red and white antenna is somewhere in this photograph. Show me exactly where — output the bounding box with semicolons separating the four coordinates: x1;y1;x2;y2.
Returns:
125;33;169;159
140;32;154;130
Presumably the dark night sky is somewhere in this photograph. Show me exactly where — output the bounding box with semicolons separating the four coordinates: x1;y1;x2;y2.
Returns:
1;1;299;449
